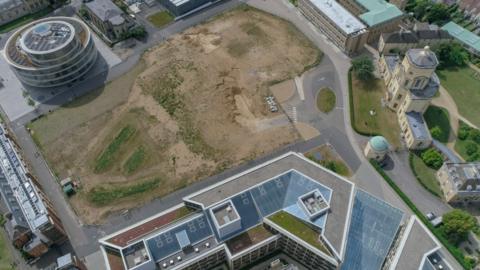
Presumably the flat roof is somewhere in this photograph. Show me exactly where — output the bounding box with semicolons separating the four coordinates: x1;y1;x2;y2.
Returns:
356;0;403;27
442;22;480;53
309;0;366;35
405;112;431;141
443;162;480;192
20;21;74;54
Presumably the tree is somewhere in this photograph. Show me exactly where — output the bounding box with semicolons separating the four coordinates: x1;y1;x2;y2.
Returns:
435;43;469;68
442;209;478;245
465;141;478;156
425;3;450;24
469;128;480;144
458;124;471;140
430;126;442;141
420;148;443;170
352;55;375;81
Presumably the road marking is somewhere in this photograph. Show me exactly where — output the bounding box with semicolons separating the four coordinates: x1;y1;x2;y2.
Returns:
294;76;305;101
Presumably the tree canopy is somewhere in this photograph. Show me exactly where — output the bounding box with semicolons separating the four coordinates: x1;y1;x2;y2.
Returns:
442;209;478;245
434;43;469;68
351;55;375;81
420;148;443;170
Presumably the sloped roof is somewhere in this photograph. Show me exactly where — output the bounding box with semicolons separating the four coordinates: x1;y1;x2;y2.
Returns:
406;48;439;68
441;21;480;53
356;0;403;26
85;0;124;23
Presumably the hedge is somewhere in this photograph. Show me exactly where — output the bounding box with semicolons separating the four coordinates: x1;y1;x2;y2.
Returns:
347;69;381;137
370;159;473;269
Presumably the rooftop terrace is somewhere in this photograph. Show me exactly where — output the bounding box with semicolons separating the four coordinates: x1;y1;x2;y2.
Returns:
226;225;274;255
20;21;74;54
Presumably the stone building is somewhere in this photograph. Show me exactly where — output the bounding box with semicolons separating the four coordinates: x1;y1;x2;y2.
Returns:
437;162;480;203
379;46;440;150
0;0;49;27
83;0;134;42
364;136;389;161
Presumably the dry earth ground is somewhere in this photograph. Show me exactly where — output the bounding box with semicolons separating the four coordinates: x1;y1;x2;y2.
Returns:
29;6;321;223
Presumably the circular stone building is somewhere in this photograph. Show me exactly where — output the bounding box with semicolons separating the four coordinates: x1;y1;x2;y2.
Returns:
364;136;390;162
4;17;98;88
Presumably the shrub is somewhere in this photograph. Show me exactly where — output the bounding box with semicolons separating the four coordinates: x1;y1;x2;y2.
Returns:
465;141;478;156
458;124;471;140
469;128;480;144
420;148;443;170
466;153;480;162
430;126;442;141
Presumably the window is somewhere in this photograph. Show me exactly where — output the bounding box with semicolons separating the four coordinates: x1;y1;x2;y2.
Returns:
397;94;402;100
414;79;421;88
393;103;398;108
404;79;409;87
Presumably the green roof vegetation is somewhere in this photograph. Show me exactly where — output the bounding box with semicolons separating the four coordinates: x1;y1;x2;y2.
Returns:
268;211;331;255
441;22;480;53
226;225;274;254
356;0;403;26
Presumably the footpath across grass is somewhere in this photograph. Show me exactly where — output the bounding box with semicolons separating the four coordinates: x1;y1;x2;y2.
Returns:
437;66;480;128
147;11;174;28
423;105;451;143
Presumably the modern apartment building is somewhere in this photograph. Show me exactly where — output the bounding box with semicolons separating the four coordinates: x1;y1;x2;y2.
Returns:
0;124;67;258
83;0;135;42
379;46;440;150
0;0;49;27
3;17;98;88
437;162;480;203
99;152;453;270
297;0;368;55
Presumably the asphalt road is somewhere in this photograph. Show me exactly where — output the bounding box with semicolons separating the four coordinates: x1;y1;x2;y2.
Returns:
1;0;462;269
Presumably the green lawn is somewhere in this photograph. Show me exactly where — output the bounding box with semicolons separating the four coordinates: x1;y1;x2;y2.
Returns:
410;153;442;197
437;66;480;127
87;178;162;206
268;211;330;255
0;229;14;270
455;139;480;162
350;73;401;147
147;11;174;28
454;121;480;162
123;146;146;174
316;88;336;113
0;7;52;34
423;106;451;143
94;125;136;173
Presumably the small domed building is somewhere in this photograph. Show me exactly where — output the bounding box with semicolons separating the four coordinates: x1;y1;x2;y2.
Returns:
364;136;390;161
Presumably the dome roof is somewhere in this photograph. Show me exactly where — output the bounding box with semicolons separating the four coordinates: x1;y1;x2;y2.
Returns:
370;136;389;152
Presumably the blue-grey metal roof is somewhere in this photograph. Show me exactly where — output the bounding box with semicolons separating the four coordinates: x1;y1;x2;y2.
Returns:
409;73;439;99
405;112;431;140
340;190;404;270
146;214;213;262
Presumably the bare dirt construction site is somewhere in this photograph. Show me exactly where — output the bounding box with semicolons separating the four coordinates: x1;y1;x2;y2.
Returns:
29;5;321;224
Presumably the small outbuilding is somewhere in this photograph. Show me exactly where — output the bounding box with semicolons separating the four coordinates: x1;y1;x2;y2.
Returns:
364;136;390;161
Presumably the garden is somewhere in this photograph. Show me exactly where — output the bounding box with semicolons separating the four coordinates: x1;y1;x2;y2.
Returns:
455;122;480;162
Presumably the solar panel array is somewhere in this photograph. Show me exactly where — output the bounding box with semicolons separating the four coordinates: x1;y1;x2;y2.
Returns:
146;214;213;262
340;190;404;270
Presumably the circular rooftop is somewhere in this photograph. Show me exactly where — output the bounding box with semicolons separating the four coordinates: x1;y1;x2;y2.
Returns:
19;21;75;54
370;136;389;152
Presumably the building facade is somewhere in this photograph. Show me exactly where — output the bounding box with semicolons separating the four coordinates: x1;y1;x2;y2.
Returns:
0;124;67;258
437;162;480;203
99;152;455;270
364;136;389;161
379;46;440;149
0;0;49;27
378;23;453;54
3;17;98;88
297;0;368;55
83;0;134;43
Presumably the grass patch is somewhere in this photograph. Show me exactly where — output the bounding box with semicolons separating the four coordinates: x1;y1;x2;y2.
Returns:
123;146;146;174
455;139;480;162
95;125;136;173
409;152;442;197
268;211;330;255
455;121;480;162
370;160;474;269
0;7;52;33
316;88;336;113
147;10;174;28
88;178;161;206
227;40;254;57
306;148;350;177
424;105;451;143
349;71;401;147
437;66;480;127
0;229;14;270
